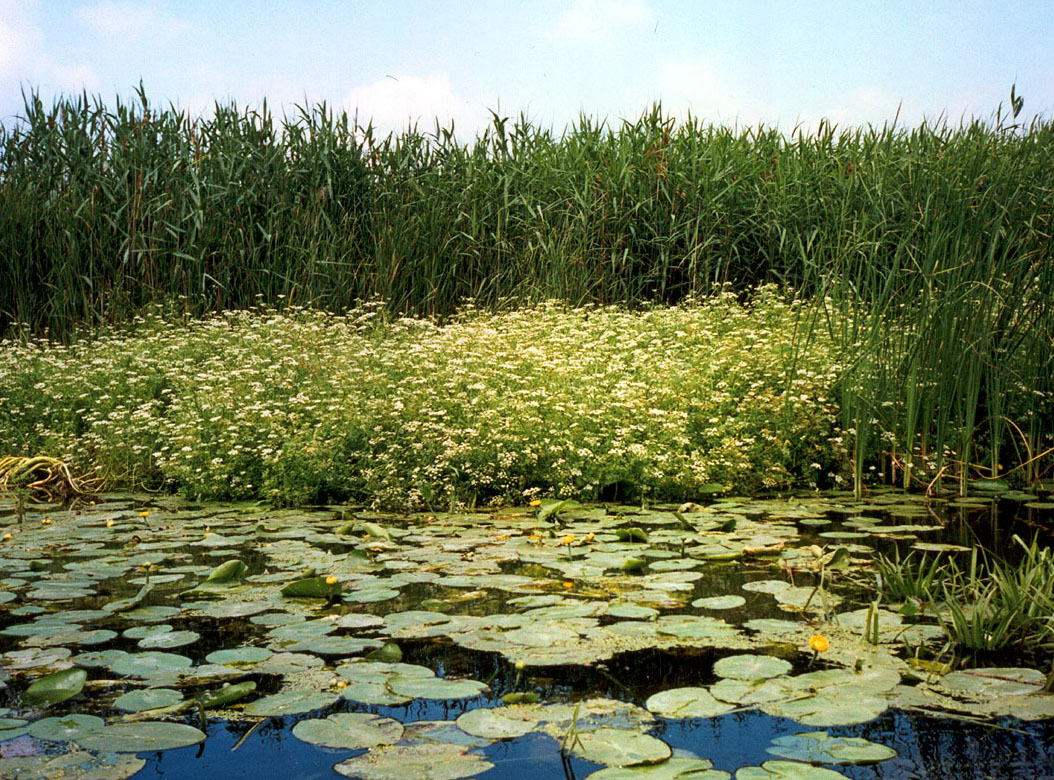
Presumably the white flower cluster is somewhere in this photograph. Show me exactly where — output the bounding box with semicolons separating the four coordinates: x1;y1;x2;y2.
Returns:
0;288;848;507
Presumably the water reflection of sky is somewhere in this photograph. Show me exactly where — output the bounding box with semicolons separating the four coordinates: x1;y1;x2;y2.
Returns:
141;704;1054;779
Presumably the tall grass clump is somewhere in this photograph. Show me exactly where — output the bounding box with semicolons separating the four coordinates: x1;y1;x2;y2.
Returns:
1;87;1052;492
0;289;846;507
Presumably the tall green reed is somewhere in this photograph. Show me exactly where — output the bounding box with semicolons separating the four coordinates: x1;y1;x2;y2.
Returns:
1;89;1051;492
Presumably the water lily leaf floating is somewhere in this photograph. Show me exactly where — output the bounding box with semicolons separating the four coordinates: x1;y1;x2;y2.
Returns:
281;575;342;599
937;667;1046;698
767;732;897;765
646;688;736;719
242;689;341;717
292;712;404;750
713;655;792;681
22;666;86;706
735;762;849;779
0;750;145;780
184;558;249;595
75;721;207;753
334;742;494;780
27;713;105;743
113;687;184;713
570;727;673;767
583;758;732;779
455;705;541;739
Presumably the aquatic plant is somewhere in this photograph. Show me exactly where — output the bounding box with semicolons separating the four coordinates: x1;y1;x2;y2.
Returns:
0;290;845;506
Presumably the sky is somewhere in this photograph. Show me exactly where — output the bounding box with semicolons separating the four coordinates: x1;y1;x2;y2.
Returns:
2;0;1052;137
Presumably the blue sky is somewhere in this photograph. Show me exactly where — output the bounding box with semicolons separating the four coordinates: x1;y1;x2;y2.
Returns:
2;1;1052;135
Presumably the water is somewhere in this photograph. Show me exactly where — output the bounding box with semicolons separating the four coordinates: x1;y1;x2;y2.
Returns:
1;489;1052;779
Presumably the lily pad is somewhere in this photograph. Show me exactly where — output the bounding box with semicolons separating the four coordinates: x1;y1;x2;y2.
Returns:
0;750;145;780
646;688;736;719
571;727;673;767
205;646;273;666
767;732;897;764
22;667;87;706
584;759;731;779
455;706;541;739
334;743;494;779
75;722;207;753
113;687;184;713
388;675;488;701
242;689;341;717
735;762;849;779
292;712;404;749
938;668;1045;697
713;655;792;681
692;595;746;610
27;713;105;742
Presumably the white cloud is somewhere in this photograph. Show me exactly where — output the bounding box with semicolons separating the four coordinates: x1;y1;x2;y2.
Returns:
76;1;192;42
0;0;42;80
49;62;101;94
342;72;487;137
554;0;655;43
656;54;771;127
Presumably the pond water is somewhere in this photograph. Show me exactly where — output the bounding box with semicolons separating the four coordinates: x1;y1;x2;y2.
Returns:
1;488;1053;779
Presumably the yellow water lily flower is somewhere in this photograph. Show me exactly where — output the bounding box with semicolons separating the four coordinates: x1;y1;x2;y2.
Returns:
529;499;542;507
139;510;150;518
809;634;829;653
561;534;575;546
325;576;339;585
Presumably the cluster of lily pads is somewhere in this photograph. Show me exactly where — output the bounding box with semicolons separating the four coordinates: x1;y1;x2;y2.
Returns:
1;490;1052;778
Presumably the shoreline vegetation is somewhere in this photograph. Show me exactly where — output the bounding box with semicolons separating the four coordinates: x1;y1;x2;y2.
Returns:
0;89;1051;505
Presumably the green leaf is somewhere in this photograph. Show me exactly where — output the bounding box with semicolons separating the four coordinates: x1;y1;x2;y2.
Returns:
22;667;87;706
204;559;248;582
293;713;404;749
767;732;897;765
571;727;673;767
280;575;342;598
102;583;153;614
75;722;207;753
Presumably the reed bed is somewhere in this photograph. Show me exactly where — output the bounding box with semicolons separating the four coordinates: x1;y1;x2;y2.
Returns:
1;89;1051;496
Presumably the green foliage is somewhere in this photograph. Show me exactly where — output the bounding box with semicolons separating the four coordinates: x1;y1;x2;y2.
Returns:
0;291;846;507
1;89;1051;493
878;537;1054;655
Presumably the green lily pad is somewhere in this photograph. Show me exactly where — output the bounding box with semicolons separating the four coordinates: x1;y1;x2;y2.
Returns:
388;675;488;700
767;732;897;764
334;743;494;779
27;713;105;742
205;646;273;666
198;681;258;709
242;689;341;717
109;651;192;679
22;667;87;706
281;575;342;599
692;595;746;610
938;668;1045;697
292;712;404;749
113;687;184;713
205;559;248;582
646;687;736;719
102;583;153;614
713;655;792;681
571;727;673;767
455;706;541;739
0;750;144;780
138;630;200;650
735;762;849;779
584;758;730;779
75;722;207;753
